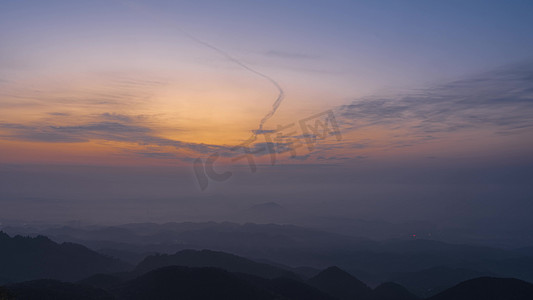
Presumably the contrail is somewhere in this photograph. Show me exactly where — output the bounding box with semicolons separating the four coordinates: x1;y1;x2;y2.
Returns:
116;0;285;142
176;30;285;141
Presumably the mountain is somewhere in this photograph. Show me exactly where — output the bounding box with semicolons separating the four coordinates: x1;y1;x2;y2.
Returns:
78;274;125;290
482;256;533;282
262;277;336;300
368;282;419;300
135;249;299;279
6;264;533;300
0;286;14;300
5;222;533;287
234;273;336;300
5;279;114;300
427;277;533;300
98;248;153;265
111;266;278;300
80;250;336;300
78;266;336;300
0;231;129;283
308;266;372;300
18;221;371;258
388;266;495;297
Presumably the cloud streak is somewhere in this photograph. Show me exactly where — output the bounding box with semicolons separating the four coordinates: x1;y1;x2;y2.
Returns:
338;62;533;137
2;61;532;164
0;118;232;156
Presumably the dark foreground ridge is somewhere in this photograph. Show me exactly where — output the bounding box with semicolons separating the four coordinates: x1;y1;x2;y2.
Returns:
135;249;299;279
0;231;129;284
2;231;533;300
427;277;533;300
308;266;372;300
3;268;533;300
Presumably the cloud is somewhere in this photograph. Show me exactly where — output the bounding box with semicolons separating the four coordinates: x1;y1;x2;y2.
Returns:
338;62;533;136
252;129;276;135
264;50;317;60
0;121;148;143
48;112;70;117
50;122;150;134
0;73;165;111
289;154;311;161
0;127;88;143
135;152;178;159
3;63;531;164
99;112;133;122
0;119;231;156
317;156;355;161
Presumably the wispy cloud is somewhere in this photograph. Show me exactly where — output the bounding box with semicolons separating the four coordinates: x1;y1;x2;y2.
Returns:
338;62;533;137
2;63;532;164
99;112;134;123
263;50;318;60
0;117;231;156
47;112;70;117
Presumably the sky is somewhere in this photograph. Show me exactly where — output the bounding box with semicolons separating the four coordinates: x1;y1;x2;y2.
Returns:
1;1;533;237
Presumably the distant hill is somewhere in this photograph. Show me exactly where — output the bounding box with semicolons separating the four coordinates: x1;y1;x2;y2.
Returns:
25;221;370;259
111;266;278;300
427;277;533;300
234;273;336;300
308;266;372;300
98;248;153;265
5;279;114;300
78;266;336;300
135;249;300;279
78;274;125;290
260;277;336;300
389;266;495;297
5;270;533;300
0;231;129;283
0;286;14;300
5;222;533;294
368;282;419;300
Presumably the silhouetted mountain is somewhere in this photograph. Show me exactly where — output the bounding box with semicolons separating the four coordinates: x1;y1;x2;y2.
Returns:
77;265;337;300
5;223;533;288
266;277;337;300
78;274;125;290
482;256;533;282
5;279;114;300
111;266;277;300
308;266;372;300
427;277;533;300
289;266;322;278
235;273;336;300
368;282;419;300
78;250;335;300
389;266;494;297
0;286;14;300
20;222;372;258
135;249;300;279
308;239;527;285
97;248;153;265
110;265;339;300
0;231;129;283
